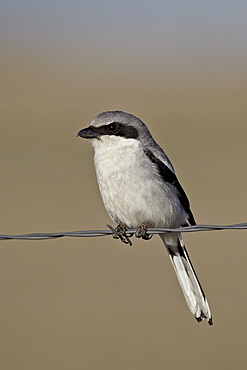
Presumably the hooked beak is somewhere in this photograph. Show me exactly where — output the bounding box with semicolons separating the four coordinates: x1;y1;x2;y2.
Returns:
77;126;98;139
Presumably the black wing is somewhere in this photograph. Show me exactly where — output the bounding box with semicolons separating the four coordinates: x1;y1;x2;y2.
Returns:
144;148;196;226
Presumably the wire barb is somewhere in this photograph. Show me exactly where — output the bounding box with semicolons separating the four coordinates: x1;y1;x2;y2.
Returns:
0;223;247;241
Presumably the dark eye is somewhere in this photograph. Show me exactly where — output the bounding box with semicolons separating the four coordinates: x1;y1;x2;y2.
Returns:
107;122;118;132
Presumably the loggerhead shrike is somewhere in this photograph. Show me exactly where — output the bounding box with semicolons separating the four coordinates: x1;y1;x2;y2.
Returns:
77;111;212;325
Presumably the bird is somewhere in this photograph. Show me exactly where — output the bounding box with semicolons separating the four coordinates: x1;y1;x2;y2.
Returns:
77;110;212;325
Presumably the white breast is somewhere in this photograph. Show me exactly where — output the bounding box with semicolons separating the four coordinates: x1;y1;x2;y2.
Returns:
92;136;186;228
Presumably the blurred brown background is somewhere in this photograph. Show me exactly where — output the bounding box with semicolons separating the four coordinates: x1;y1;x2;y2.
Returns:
1;1;247;369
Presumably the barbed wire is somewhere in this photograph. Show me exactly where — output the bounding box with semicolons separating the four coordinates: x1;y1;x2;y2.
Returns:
0;223;247;241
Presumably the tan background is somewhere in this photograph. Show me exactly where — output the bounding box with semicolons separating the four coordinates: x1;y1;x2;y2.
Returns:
1;2;247;369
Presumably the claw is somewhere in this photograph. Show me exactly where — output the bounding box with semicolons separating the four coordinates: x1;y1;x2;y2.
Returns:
107;223;133;246
135;223;153;240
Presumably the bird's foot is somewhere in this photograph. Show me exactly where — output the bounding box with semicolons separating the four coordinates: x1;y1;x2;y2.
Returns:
107;223;133;246
135;223;153;240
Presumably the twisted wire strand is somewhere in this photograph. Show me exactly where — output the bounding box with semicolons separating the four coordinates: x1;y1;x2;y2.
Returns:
0;223;247;241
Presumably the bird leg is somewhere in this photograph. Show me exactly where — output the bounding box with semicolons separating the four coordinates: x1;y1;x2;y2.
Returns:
107;223;133;246
135;223;153;240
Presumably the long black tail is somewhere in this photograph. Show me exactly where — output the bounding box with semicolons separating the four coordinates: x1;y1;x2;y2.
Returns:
160;233;212;325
